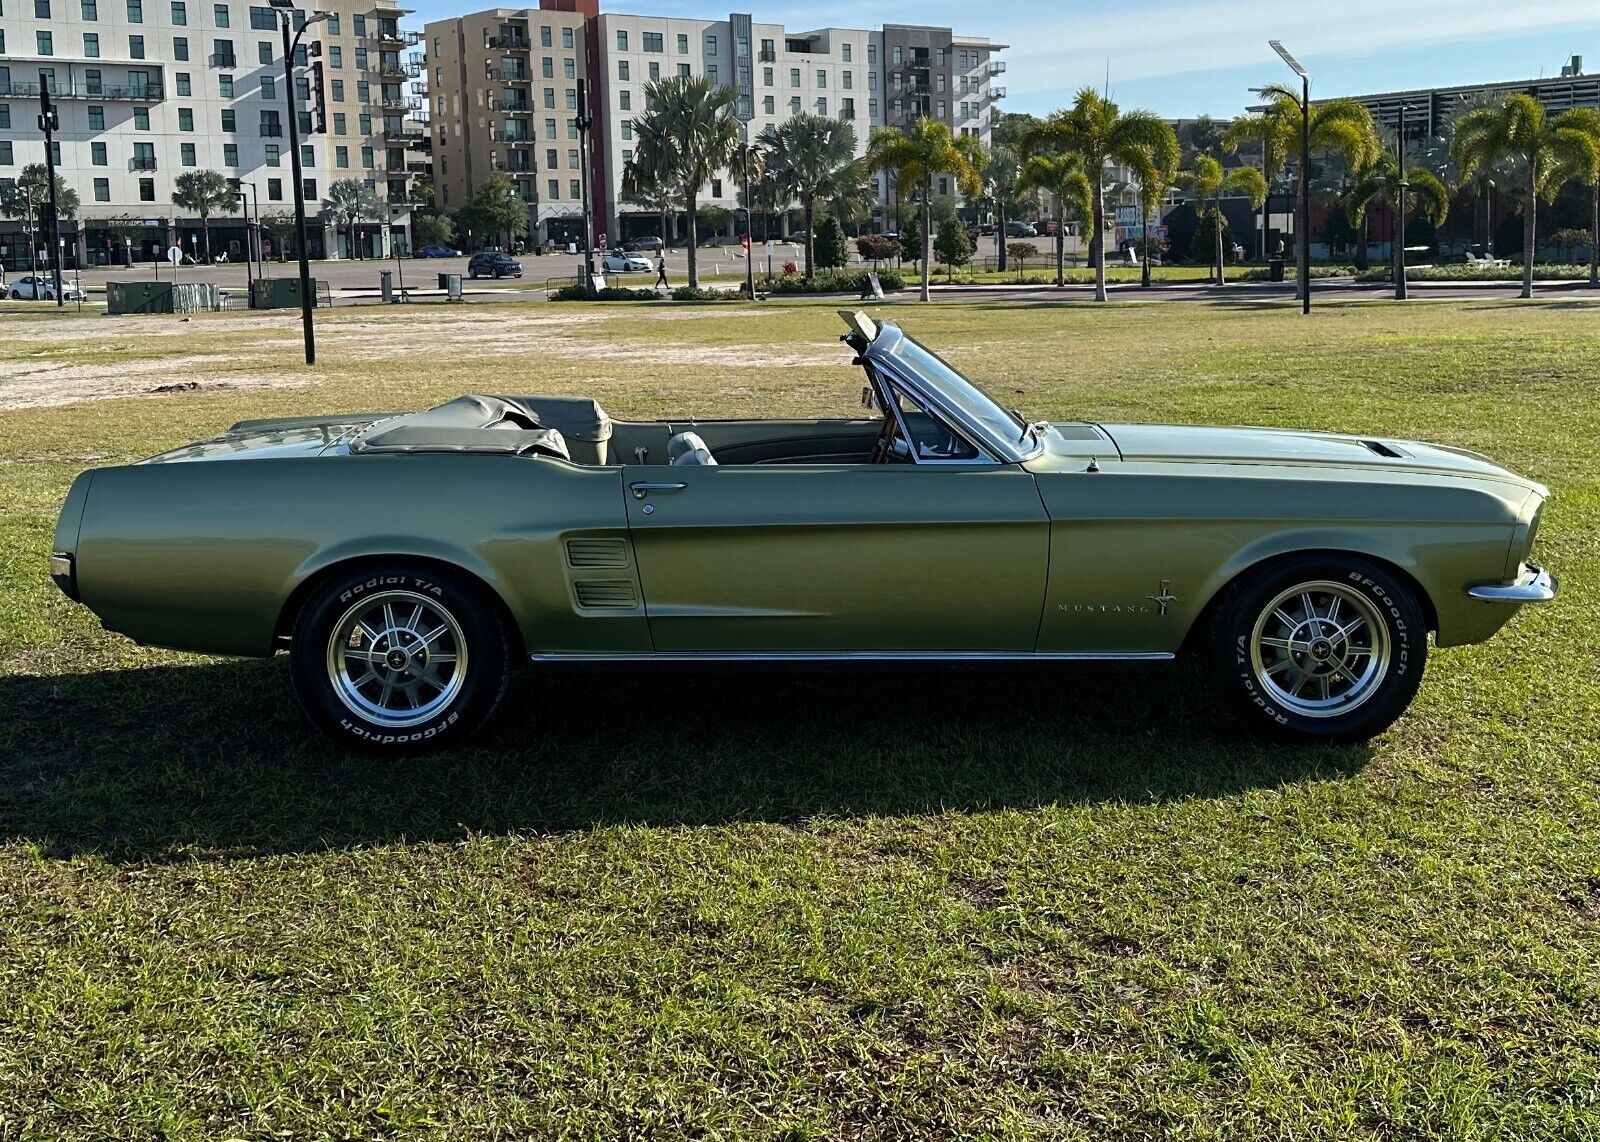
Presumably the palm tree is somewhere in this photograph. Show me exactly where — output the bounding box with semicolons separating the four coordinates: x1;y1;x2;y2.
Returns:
1345;151;1450;287
0;165;80;276
318;178;385;259
1178;155;1268;285
1547;107;1600;287
1016;153;1092;287
1020;88;1175;301
629;75;742;288
979;144;1027;274
866;118;984;301
1453;94;1599;298
170;169;238;264
759;114;862;279
1125;120;1181;287
1224;107;1292;259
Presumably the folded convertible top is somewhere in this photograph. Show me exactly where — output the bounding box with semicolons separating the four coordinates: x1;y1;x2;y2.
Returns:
350;395;571;459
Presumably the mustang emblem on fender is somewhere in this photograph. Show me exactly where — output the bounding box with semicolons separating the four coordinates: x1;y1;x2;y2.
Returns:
1145;580;1177;617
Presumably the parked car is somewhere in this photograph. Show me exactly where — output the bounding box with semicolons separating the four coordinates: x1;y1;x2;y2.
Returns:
466;251;523;279
626;236;665;252
415;244;461;258
601;250;652;273
7;275;86;302
50;311;1555;754
1034;219;1059;237
1005;221;1037;238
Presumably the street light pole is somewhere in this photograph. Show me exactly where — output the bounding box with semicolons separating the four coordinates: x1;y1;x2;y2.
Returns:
1395;104;1410;301
575;77;596;296
230;177;254;305
1270;40;1311;315
38;83;64;307
273;0;329;365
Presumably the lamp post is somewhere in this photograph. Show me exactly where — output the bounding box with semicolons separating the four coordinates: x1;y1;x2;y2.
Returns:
38;82;64;307
390;203;406;300
575;77;596;296
270;0;330;365
1395;104;1412;301
739;121;757;300
229;177;255;305
1269;40;1310;315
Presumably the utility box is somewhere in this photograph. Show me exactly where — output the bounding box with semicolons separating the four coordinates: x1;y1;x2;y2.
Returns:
252;277;321;310
106;281;175;314
380;270;394;303
443;273;463;301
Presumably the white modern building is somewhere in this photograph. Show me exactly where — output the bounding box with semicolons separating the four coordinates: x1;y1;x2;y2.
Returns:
0;0;428;269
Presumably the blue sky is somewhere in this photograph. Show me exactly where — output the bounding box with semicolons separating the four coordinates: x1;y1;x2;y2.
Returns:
404;0;1599;118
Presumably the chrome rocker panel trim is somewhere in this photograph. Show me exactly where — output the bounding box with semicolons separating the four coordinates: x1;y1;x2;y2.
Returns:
530;650;1176;663
1467;564;1557;603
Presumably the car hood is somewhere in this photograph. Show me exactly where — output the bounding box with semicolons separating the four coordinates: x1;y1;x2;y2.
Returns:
1097;423;1544;490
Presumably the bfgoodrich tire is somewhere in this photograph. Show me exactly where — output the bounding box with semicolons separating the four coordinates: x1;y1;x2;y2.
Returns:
1203;554;1427;743
290;562;513;754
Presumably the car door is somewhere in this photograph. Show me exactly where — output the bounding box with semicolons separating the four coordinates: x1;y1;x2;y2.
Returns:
622;453;1050;654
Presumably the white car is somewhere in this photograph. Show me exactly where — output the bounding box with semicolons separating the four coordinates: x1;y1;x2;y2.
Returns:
7;275;86;302
601;250;652;273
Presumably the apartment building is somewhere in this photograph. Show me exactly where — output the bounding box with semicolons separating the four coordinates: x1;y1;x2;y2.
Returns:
422;0;1005;246
0;0;427;268
421;4;589;245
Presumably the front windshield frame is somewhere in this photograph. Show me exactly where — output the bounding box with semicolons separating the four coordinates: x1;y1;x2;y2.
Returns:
868;324;1042;464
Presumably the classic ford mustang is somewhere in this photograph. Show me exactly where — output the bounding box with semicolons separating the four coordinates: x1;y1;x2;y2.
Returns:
52;312;1555;753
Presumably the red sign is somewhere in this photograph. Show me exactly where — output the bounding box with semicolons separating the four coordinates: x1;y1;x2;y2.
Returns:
741;234;750;252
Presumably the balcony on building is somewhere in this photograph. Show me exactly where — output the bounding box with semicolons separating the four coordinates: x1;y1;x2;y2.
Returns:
381;95;424;111
986;59;1006;76
489;94;533;113
758;46;777;62
130;156;158;171
209;51;237;68
487;30;530;51
383;123;424;143
989;85;1006;100
3;76;165;101
376;22;421;47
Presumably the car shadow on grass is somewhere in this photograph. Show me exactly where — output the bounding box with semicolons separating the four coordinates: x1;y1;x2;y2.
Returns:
0;658;1370;862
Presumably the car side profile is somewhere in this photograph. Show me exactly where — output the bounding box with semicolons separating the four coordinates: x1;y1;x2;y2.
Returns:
8;275;86;301
52;312;1554;754
601;250;652;273
466;252;522;279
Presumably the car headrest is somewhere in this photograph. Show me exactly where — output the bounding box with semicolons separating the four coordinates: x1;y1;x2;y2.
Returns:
667;430;716;466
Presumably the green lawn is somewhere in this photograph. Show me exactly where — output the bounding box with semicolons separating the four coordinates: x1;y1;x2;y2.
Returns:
1;299;1598;1139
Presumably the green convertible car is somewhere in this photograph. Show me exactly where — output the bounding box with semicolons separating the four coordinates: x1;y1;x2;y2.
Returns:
52;311;1554;753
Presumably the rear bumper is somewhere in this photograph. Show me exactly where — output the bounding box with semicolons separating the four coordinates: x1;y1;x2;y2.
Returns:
1468;563;1557;603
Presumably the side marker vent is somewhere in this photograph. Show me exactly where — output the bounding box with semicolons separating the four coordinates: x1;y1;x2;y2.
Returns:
574;580;638;609
566;538;630;568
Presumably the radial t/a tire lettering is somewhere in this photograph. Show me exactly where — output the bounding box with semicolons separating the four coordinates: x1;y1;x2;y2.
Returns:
289;562;513;754
1203;554;1428;743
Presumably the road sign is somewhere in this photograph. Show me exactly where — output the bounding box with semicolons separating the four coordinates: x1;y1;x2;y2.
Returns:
167;246;182;265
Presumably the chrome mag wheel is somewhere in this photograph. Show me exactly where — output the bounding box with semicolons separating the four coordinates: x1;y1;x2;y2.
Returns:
325;589;468;729
1248;580;1391;718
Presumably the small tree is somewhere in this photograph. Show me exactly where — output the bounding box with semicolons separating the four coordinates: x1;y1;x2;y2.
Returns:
696;203;734;239
259;210;296;260
1008;241;1039;277
813;214;850;269
456;172;528;250
1189;210;1234;266
934;217;972;281
319;178;386;259
170;169;238;263
855;234;900;267
412;213;455;249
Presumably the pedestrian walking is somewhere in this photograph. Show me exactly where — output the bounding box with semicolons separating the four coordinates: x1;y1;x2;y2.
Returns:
654;253;669;290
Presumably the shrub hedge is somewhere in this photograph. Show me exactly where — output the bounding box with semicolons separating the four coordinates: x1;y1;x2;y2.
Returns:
758;268;905;295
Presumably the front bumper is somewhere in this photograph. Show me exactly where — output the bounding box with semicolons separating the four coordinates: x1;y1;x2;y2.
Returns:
1468;563;1557;603
50;553;78;601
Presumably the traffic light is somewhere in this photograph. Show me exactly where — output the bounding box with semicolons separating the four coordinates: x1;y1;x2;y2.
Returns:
308;41;327;134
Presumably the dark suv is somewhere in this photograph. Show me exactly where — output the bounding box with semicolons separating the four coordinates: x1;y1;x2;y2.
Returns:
467;251;524;279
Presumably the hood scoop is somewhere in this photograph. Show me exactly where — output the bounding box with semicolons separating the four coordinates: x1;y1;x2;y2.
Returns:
1361;439;1406;459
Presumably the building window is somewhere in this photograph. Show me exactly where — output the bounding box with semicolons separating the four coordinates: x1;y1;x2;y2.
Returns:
763;67;772;87
567;147;578;168
353;47;365;69
302;179;316;201
676;33;688;54
542;57;553;79
139;178;156;201
569;179;580;198
565;88;576;109
127;0;141;19
213;3;228;25
329;46;341;68
937;100;945;118
619;89;630;111
221;108;235;130
325;12;337;34
260;74;275;99
762;95;774;115
564;58;575;79
249;4;272;28
869;98;877;119
843;70;852;89
648;62;659;80
91;141;108;164
37;31;54;54
621;121;632;140
88;105;106;130
267;177;282;200
181;141;196;165
548;178;559;200
174;36;188;59
615;29;626;51
817;69;826;86
301;144;313;164
643;31;662;52
543;87;555;108
677;63;689;78
842;98;854;119
330;79;343;100
708;64;718;83
706;33;720;55
178;107;193;130
218;74;233;97
171;0;186;21
618;60;629;80
842;42;851;62
789;96;800;114
265;142;279;165
562;27;572;49
361;146;373;168
567;117;577;139
335;145;348;167
817;97;827;115
545;117;556;138
936;48;945;66
332;111;345;133
134;107;150;129
92;177;110;201
789;68;799;87
892;45;901;64
129;34;145;57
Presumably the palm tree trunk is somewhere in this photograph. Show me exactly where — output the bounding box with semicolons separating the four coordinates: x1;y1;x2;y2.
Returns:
997;201;1007;274
1091;181;1106;302
1589;180;1598;288
803;195;815;280
1214;208;1225;286
1140;190;1151;289
1055;208;1065;288
202;213;212;264
919;178;932;303
1356;213;1370;272
1522;164;1536;299
687;191;700;288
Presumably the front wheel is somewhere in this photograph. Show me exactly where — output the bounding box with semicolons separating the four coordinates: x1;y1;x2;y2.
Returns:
290;562;513;753
1203;555;1427;742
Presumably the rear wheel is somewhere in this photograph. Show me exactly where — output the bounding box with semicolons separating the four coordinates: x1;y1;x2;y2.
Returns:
290;562;513;753
1203;554;1427;742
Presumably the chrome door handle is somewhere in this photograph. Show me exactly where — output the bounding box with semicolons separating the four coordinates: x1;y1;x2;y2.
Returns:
630;481;687;500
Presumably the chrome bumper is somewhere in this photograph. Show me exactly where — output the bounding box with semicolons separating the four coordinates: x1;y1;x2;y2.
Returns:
1468;563;1557;603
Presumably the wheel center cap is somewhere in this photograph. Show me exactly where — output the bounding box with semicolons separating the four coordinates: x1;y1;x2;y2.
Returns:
386;648;410;670
1310;640;1332;661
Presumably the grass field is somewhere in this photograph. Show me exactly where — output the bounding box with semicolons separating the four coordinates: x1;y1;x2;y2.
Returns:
1;298;1598;1139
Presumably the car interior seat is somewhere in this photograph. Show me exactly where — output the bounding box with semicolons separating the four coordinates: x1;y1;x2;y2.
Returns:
667;430;717;466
